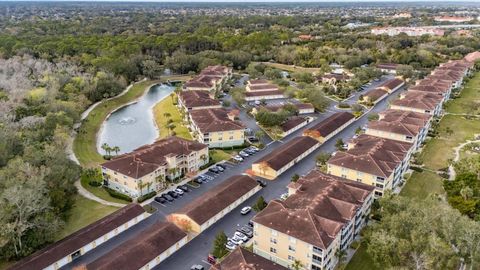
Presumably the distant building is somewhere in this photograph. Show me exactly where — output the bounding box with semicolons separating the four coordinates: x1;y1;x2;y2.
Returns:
177;90;221;111
252;170;374;270
251;102;315;115
280;116;310;137
434;16;473;23
183;65;232;92
245;80;285;101
465;51;480;63
391;91;444;116
12;204;147;270
189;108;245;148
392;12;412;18
101;137;208;198
371;27;445;37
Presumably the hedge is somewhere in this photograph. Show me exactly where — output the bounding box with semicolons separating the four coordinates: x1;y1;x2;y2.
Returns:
105;187;133;202
137;191;157;203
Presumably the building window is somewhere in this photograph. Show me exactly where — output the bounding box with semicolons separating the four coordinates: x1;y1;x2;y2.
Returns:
288;255;295;261
270;247;277;254
270;229;278;236
270;238;277;244
289;236;296;243
375;191;383;196
289;245;296;252
229;136;234;140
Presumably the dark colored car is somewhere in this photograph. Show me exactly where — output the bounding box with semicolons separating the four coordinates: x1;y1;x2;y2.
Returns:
237;226;253;238
256;180;267;187
168;191;178;198
207;255;217;264
162;194;174;202
247;220;254;227
154;196;166;204
179;185;189;192
194;177;203;184
217;163;227;169
209;167;219;173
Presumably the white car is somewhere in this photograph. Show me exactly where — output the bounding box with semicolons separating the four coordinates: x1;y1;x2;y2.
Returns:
225;241;236;250
234;232;248;242
233;155;243;162
280;193;288;200
241;206;252;215
229;237;243;245
174;189;184;195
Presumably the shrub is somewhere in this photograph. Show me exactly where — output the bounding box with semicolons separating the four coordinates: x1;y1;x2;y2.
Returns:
137;191;157;203
338;102;350;108
411;166;424;173
105;187;133;202
88;180;102;187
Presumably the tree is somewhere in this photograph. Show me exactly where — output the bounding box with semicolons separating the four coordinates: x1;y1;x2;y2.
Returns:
396;65;415;80
252;196;267;212
291;174;300;182
335;138;345;151
112;146;121;155
368;113;379;121
336;249;348;270
316;152;332;166
101;143;111;155
255;130;266;142
212;231;229;258
291;260;304;270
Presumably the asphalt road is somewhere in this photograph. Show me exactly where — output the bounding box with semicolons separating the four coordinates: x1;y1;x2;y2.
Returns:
65;76;405;270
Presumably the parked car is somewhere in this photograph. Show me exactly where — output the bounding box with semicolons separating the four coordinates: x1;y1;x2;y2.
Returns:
168;191;179;198
217;163;227;169
191;265;204;270
179;185;189;192
244;149;256;155
247;136;259;143
247;220;254;227
162;194;174;202
225;241;236;250
194;177;203;184
233;155;243;162
256;179;267;187
209;167;219;173
254;100;261;106
154;196;166;204
241;206;252;215
280;193;289;200
216;165;224;172
207;255;217;264
229;237;244;246
237;227;253;238
239;151;249;158
250;146;259;151
234;232;248;242
174;188;184;195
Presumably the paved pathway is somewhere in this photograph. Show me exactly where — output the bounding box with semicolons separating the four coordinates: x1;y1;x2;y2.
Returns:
74;180;126;207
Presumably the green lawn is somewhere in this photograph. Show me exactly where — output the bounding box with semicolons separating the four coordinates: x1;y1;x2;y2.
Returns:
58;195;119;240
258;62;322;74
210;149;233;163
80;174;128;204
400;170;445;199
444;75;480;114
345;244;380;270
153;93;192;140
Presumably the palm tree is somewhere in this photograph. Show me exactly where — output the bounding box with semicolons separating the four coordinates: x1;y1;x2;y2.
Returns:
112;146;121;155
460;186;473;201
155;175;166;190
200;154;208;165
101;143;111;155
291;260;303;270
163;112;171;118
168;123;176;136
137;180;145;197
336;249;348;270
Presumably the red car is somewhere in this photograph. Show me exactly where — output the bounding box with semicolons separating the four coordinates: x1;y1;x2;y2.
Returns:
207;254;217;264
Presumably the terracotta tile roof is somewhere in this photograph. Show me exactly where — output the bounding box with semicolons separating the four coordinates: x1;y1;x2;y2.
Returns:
190;108;245;133
178;90;221;108
280;116;307;132
376;63;398;70
210;247;287;270
431;69;463;82
465;51;480;62
86;222;187;270
377;78;404;91
101;137;207;179
245;90;284;97
171;175;258;225
248;79;269;85
258;103;314;113
304;112;354;138
11;204;145;270
392;91;443;111
253;136;319;171
364;88;388;102
253;170;373;249
367;109;431;137
328;134;412;178
247;84;279;92
319;73;349;81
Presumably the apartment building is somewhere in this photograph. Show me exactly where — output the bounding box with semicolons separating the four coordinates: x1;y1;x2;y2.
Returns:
361;88;388;104
101;136;208;198
177;90;221;112
376;77;405;92
371;27;445;37
86;222;188;270
12;204;147;270
409;78;453;102
280;116;309;137
303;112;355;143
464;51;480;63
252;170;374;270
327;134;413;196
183;65;232;92
188;108;245;148
169;175;260;234
391;91;444;116
376;63;398;74
251;136;320;180
245;79;285;101
210;247;287;270
365;109;432;150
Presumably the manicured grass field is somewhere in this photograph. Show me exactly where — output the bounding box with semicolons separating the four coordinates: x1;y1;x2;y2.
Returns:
210;149;233;163
345;243;380;270
444;75;480;114
152;93;192;140
400;170;445;199
80;174;128;204
58;195;119;240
